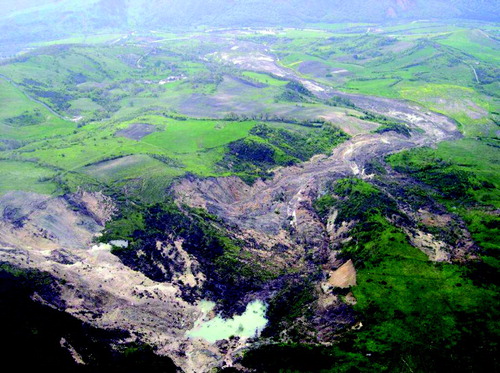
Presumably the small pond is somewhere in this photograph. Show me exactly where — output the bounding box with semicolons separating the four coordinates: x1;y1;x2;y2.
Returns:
187;300;268;343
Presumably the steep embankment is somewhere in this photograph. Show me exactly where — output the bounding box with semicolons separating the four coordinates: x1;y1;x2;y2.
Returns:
173;96;462;253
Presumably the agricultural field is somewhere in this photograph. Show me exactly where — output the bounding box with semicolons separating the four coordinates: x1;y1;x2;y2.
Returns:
0;18;498;373
2;20;497;200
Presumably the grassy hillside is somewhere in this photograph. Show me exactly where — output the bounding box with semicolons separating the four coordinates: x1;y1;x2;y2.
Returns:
267;22;499;136
1;0;499;52
0;21;498;371
1;21;498;199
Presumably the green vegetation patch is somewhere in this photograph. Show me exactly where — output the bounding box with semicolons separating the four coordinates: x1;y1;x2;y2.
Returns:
241;71;288;86
314;178;397;224
398;83;495;136
261;279;318;340
0;79;74;141
373;122;412;137
0;160;58;196
82;154;184;203
221;123;348;181
275;81;314;103
387;138;500;284
387;140;500;206
347;214;499;372
437;29;500;65
4;109;45;127
5;116;257;200
300;177;500;372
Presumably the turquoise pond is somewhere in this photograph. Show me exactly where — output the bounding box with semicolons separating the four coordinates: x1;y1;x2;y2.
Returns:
187;300;268;343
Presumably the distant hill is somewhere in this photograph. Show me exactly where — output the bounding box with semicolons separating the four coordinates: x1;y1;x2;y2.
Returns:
1;0;498;48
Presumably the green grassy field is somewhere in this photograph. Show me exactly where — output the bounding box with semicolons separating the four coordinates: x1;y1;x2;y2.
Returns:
0;21;497;200
0;79;75;141
0;160;58;195
241;71;288;86
0;19;498;373
3;118;248;177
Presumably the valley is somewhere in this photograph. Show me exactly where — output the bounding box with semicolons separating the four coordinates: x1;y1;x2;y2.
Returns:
0;18;498;373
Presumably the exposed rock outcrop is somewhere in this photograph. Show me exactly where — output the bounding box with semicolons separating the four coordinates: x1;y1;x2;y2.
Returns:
322;260;357;291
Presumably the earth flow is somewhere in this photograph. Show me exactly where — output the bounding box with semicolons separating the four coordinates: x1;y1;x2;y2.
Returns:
0;21;498;373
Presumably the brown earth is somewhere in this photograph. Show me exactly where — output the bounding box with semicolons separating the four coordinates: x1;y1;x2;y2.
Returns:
0;41;478;373
322;259;357;290
0;190;226;372
115;123;158;140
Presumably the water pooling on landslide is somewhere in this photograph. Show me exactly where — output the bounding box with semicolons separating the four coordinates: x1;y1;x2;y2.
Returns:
187;300;268;343
109;240;129;248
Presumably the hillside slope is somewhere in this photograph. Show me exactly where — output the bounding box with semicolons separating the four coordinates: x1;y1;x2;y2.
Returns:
1;0;499;48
